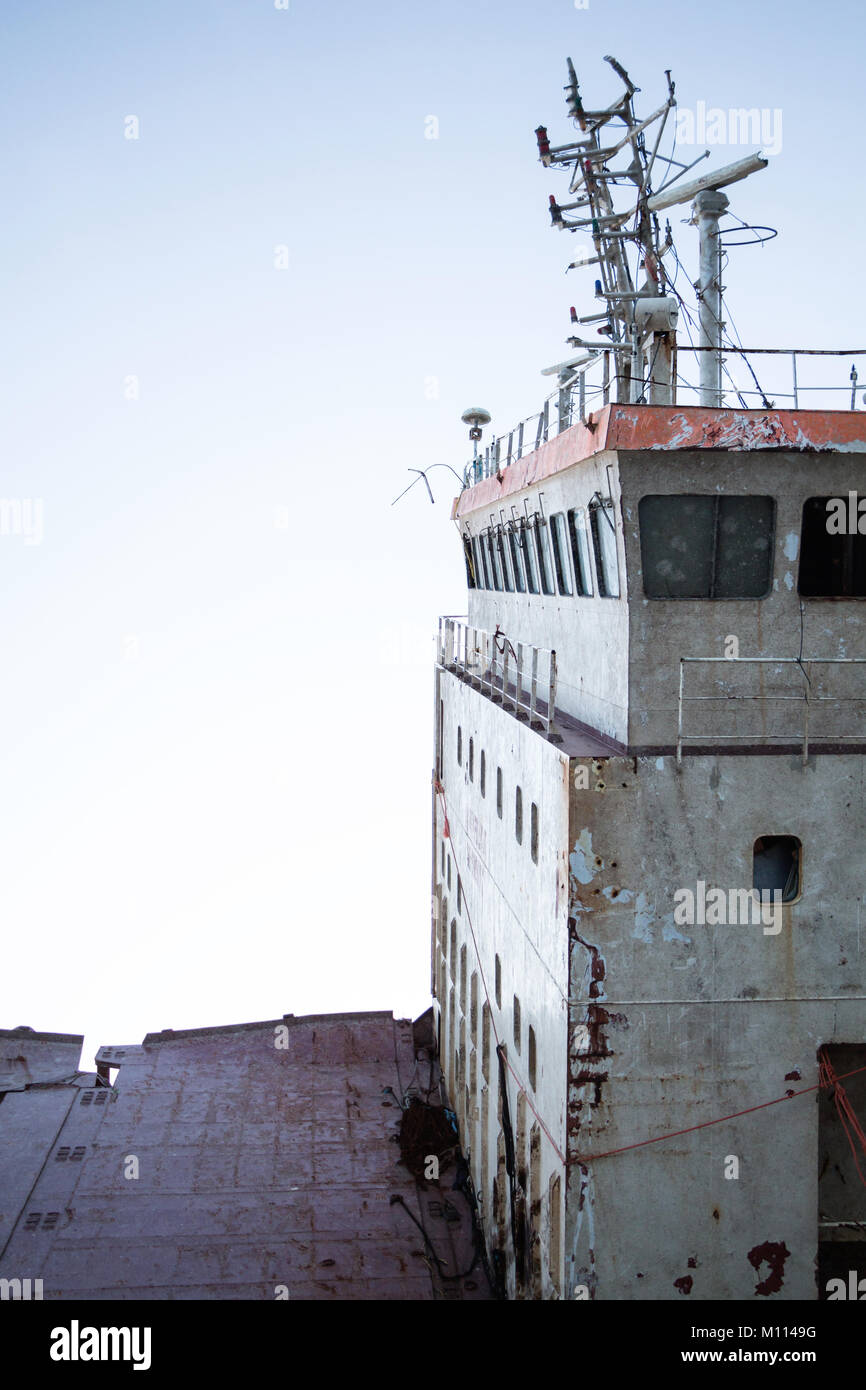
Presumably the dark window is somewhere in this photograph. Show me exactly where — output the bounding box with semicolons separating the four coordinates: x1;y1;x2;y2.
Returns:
495;954;502;1009
457;726;462;766
798;496;866;597
457;876;462;914
515;786;523;844
567;508;594;596
639;494;774;599
533;517;555;595
549;514;573;595
496;527;514;592
447;855;451;891
530;802;539;864
469;737;474;782
528;1026;537;1090
496;767;503;819
486;531;503;590
520;520;540;594
475;536;490;589
507;525;526;592
480;751;486;797
753;835;801;902
463;535;476;588
589;498;620;597
513;996;521;1052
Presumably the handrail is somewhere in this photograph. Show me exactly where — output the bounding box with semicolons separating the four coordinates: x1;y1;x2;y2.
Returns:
465;347;866;488
676;656;866;765
438;617;559;741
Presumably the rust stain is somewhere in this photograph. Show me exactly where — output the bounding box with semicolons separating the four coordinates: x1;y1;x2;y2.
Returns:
747;1240;791;1296
674;1275;693;1295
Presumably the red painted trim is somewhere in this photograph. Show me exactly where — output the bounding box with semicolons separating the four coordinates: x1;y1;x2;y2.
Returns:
454;405;866;519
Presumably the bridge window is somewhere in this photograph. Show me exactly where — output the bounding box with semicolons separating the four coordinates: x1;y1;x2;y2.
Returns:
639;494;774;599
567;508;594;596
519;519;540;594
463;535;476;588
550;513;574;595
515;785;523;844
798;496;866;597
496;527;515;592
486;530;503;590
533;517;555;595
507;525;526;592
590;497;621;597
473;537;488;589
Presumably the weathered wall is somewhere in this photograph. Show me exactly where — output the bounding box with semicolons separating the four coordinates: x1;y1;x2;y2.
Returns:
433;668;570;1297
619;449;866;749
565;750;866;1300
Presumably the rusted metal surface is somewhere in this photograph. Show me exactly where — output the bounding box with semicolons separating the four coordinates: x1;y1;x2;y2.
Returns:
0;1014;492;1301
453;404;866;519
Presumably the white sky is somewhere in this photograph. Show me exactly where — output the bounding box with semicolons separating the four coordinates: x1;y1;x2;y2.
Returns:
1;0;862;1069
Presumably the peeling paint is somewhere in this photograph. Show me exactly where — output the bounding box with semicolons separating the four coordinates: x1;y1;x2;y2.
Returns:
783;532;799;561
747;1240;791;1296
569;830;598;885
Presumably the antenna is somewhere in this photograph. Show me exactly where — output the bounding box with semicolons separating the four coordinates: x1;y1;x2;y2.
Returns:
537;58;769;407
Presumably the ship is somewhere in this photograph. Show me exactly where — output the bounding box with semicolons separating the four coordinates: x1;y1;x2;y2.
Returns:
431;55;866;1301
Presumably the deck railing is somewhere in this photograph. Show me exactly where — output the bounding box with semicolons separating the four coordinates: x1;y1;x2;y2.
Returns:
465;346;866;489
676;656;866;764
438;617;559;740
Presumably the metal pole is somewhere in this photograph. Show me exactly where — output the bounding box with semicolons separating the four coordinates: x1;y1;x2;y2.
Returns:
693;188;729;407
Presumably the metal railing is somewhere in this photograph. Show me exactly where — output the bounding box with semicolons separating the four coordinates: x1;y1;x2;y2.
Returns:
465;346;866;489
676;656;866;764
438;617;559;740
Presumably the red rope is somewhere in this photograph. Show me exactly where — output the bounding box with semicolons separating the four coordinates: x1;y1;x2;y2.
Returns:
433;776;866;1174
819;1049;866;1188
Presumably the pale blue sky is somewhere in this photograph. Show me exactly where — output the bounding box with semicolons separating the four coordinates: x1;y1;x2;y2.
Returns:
0;0;861;1067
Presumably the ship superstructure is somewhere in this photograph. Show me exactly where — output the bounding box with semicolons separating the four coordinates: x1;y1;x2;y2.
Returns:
431;58;866;1301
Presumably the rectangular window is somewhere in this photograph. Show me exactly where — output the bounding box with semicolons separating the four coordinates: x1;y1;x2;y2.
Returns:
480;750;486;797
549;513;573;595
513;995;521;1052
589;498;620;597
473;537;489;589
533;517;555;595
463;535;476;589
486;531;503;590
530;802;539;864
469;736;474;782
520;520;540;594
495;954;502;1009
496;767;503;819
507;525;526;592
639;494;775;599
528;1026;537;1090
457;726;462;766
753;835;801;903
798;497;866;597
515;785;523;844
496;527;514;592
567;508;594;596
